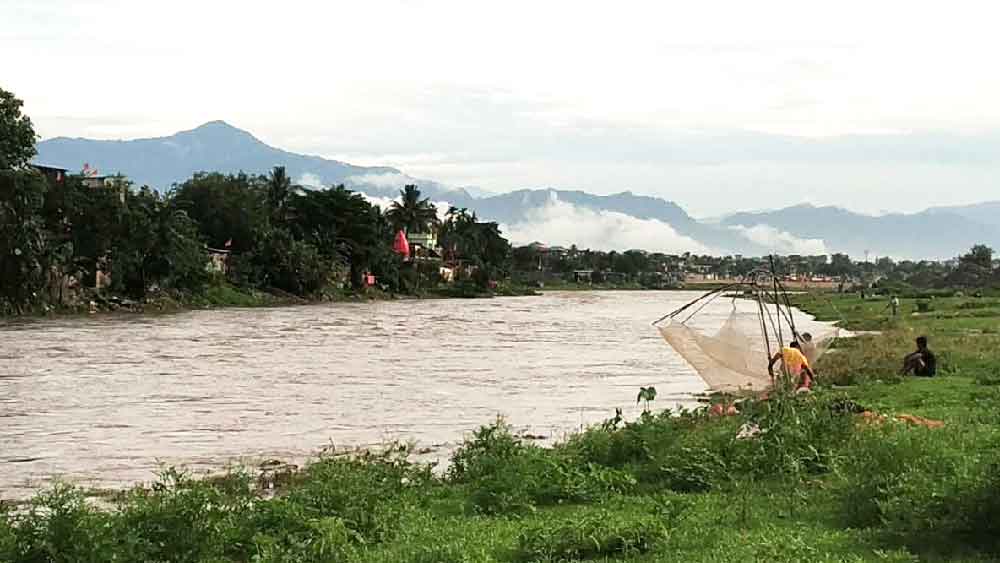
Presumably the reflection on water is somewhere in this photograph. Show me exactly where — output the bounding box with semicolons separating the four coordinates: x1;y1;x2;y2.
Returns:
0;291;827;499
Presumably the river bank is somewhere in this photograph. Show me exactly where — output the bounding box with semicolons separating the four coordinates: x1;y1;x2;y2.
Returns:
2;292;998;562
6;280;541;319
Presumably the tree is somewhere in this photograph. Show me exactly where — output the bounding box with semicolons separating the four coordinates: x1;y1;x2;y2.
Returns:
40;174;124;289
173;172;267;253
290;185;393;289
439;207;510;288
0;170;49;312
962;244;993;270
823;253;856;278
948;244;995;288
111;186;208;297
265;166;295;227
239;227;331;296
0;88;37;170
386;185;439;234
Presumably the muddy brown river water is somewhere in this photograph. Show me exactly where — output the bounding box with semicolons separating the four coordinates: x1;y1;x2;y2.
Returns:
0;291;832;499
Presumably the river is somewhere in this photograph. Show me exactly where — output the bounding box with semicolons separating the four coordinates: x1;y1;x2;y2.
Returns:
0;290;830;499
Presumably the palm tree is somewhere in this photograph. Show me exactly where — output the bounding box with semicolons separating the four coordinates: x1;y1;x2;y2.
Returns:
386;185;438;234
266;166;293;226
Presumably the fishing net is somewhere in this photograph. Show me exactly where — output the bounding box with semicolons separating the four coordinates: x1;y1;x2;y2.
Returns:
658;306;840;393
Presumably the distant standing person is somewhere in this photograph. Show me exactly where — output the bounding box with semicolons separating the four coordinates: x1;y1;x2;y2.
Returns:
901;336;937;377
769;341;816;391
885;295;900;317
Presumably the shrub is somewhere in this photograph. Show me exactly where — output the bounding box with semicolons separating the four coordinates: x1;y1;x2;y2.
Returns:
733;391;855;479
816;332;909;385
279;446;434;543
512;509;666;561
450;421;636;515
1;484;115;563
559;410;680;470
837;425;969;532
112;468;256;563
250;514;358;563
655;445;729;493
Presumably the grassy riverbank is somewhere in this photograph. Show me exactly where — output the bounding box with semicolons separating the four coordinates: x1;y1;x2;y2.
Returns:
3;293;999;562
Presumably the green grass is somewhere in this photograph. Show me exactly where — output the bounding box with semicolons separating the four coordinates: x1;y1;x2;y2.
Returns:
3;291;1000;562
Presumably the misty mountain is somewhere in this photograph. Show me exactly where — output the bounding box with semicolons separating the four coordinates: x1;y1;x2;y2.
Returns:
470;188;765;253
33;121;1000;259
721;204;1000;259
35;121;475;204
927;201;1000;230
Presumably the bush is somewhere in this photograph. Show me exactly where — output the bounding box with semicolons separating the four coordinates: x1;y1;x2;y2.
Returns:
243;228;333;296
816;332;909;386
0;485;114;563
836;424;988;544
512;509;666;561
250;514;358;563
734;392;855;478
450;421;636;515
279;446;434;543
112;468;256;563
560;394;854;493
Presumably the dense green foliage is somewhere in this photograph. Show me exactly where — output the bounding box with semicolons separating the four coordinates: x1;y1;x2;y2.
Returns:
0;170;50;310
2;160;515;313
0;88;518;314
0;87;36;170
386;184;439;234
3;294;1000;561
512;244;1000;292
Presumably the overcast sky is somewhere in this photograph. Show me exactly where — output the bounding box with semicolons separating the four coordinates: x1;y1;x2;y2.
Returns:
5;0;1000;216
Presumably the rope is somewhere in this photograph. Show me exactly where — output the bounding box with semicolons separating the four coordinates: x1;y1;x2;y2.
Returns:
681;288;729;324
651;282;744;326
756;286;773;366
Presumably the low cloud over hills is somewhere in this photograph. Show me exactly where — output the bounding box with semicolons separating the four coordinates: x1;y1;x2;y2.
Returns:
35;121;1000;260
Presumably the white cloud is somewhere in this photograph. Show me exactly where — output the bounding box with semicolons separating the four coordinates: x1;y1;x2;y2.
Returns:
345;172;413;191
502;199;711;254
361;194;396;211
297;172;323;188
729;224;828;255
11;0;1000;215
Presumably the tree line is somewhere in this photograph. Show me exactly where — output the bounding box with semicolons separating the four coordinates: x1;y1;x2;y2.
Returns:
511;243;1000;291
0;87;511;314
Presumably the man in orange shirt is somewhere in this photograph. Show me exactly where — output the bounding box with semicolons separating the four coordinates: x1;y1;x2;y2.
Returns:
768;340;816;391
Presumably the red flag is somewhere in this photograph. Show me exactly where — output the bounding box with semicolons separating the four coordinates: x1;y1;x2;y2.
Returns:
393;230;410;259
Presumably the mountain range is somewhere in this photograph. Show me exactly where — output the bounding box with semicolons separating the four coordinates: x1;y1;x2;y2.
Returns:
35;121;1000;260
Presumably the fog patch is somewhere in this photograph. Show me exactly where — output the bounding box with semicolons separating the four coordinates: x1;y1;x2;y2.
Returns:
297;172;324;188
729;224;828;255
345;171;414;190
502;199;712;254
361;194;396;211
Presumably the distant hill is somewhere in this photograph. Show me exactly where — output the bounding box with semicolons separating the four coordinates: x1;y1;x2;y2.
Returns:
721;204;1000;259
469;188;764;253
35;121;475;203
34;122;1000;259
927;201;1000;230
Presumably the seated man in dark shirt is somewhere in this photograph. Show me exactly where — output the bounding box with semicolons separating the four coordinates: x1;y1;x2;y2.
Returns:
901;336;936;377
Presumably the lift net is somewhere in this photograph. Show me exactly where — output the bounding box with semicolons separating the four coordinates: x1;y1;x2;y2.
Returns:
658;308;839;393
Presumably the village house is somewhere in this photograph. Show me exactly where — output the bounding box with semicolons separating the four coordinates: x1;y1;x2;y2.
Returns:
30;163;69;184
